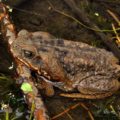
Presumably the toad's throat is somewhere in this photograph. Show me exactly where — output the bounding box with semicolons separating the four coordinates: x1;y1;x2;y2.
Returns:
16;56;64;84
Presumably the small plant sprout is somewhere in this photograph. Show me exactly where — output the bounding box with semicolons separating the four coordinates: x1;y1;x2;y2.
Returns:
21;82;33;94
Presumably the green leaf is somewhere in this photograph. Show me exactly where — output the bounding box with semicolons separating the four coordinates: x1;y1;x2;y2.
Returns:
21;82;33;93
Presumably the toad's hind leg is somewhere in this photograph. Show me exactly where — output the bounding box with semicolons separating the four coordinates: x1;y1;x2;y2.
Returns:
60;92;115;99
60;79;120;99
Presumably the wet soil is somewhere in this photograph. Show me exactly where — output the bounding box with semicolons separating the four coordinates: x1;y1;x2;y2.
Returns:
0;0;120;120
12;0;103;45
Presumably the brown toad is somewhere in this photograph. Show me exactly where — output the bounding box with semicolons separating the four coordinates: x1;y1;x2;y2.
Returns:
0;2;120;100
11;29;120;99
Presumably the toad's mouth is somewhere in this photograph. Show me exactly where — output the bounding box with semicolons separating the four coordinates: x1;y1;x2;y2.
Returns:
16;56;64;87
16;56;41;74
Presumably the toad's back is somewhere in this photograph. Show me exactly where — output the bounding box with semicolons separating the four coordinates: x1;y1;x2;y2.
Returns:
27;31;120;84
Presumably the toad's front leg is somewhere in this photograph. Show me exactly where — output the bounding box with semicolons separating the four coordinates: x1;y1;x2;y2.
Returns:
16;62;49;120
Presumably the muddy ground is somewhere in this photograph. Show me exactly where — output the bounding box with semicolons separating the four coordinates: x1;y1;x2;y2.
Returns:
0;0;120;120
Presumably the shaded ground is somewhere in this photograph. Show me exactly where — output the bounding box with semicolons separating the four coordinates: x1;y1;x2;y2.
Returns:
12;0;101;45
0;0;120;120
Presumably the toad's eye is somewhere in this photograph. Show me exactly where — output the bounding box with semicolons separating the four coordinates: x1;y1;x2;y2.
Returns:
23;50;35;59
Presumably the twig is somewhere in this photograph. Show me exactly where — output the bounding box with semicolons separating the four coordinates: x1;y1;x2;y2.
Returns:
112;23;120;45
51;103;80;120
21;78;49;120
80;103;94;120
61;106;73;120
107;10;120;26
52;102;94;120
